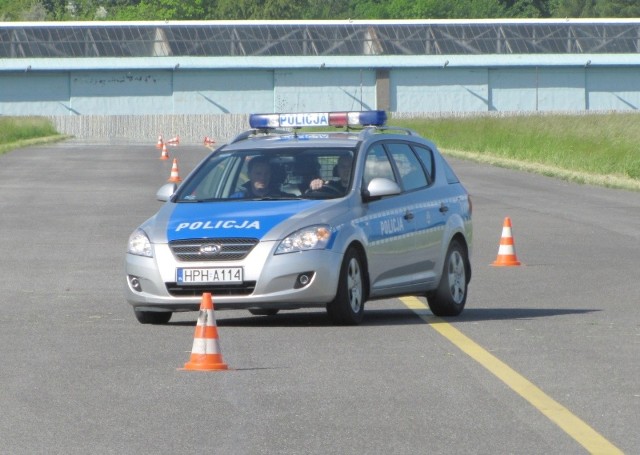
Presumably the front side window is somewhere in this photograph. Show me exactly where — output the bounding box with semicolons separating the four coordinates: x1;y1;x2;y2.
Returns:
363;144;396;188
174;148;355;202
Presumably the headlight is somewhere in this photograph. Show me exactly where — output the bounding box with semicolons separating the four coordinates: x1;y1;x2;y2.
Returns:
276;225;332;255
127;228;153;257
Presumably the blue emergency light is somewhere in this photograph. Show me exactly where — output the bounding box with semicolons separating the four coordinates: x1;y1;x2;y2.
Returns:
249;110;387;129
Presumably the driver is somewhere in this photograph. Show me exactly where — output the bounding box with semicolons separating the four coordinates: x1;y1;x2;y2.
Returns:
231;156;293;198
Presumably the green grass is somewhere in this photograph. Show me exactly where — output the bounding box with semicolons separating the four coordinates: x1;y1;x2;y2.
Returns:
391;113;640;191
0;116;66;155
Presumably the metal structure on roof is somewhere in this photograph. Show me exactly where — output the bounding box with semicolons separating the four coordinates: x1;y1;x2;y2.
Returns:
2;19;640;59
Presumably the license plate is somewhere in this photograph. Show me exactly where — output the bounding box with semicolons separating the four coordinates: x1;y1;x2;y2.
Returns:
176;267;243;284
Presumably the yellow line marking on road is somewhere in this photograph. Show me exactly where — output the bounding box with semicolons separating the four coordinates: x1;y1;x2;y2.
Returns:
400;296;624;455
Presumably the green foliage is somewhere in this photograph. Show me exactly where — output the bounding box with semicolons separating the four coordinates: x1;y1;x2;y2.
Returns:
350;0;508;19
215;0;310;20
2;0;639;20
595;0;640;17
549;0;596;17
110;0;213;20
0;0;44;20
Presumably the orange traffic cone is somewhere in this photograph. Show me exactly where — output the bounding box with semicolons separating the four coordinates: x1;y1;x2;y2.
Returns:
160;143;169;160
168;158;182;183
204;136;215;146
155;135;163;149
167;135;180;146
182;293;229;371
492;217;521;266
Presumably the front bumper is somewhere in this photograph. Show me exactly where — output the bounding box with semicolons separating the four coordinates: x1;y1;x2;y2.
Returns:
125;241;342;312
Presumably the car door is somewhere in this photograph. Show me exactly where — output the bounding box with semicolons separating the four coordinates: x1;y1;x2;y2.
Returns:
388;142;444;287
356;143;420;295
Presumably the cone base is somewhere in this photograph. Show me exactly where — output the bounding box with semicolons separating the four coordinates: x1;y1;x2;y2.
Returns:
492;257;521;266
182;361;228;371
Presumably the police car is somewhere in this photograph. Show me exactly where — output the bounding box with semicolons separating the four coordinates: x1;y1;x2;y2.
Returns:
125;110;472;325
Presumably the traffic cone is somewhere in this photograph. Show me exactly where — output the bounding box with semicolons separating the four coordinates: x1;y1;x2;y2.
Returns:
168;158;182;183
204;136;215;146
492;217;521;266
167;135;180;146
159;143;169;160
182;293;228;371
155;135;163;149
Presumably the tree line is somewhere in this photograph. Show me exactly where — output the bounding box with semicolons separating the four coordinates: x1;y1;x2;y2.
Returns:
2;0;640;22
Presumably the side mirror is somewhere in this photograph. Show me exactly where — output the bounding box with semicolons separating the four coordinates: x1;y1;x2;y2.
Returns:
156;183;177;202
362;177;401;202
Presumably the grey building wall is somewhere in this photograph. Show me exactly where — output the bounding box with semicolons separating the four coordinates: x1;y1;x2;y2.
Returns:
2;61;640;142
3;66;640;119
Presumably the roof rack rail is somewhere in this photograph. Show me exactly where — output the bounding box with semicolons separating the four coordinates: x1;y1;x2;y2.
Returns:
362;126;419;137
229;128;291;144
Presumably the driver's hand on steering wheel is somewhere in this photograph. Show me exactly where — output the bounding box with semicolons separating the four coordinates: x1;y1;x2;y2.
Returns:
309;178;326;191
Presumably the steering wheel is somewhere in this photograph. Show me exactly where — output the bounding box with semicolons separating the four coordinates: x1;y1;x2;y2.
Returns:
305;183;342;199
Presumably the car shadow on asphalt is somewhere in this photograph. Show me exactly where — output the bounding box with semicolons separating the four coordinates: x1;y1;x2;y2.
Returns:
166;307;599;327
167;308;420;327
451;307;600;322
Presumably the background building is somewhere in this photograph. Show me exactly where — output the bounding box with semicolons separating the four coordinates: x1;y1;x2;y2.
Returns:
1;19;640;141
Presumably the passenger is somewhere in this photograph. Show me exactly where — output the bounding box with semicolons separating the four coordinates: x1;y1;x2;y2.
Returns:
293;155;322;194
309;155;352;195
231;156;293;198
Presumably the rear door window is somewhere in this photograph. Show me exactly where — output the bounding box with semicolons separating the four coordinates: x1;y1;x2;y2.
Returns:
385;142;428;192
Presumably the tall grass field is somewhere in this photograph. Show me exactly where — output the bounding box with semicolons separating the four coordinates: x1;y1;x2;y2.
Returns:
392;113;640;190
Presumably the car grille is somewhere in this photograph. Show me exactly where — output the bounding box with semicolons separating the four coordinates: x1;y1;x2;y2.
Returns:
165;282;256;297
169;238;259;262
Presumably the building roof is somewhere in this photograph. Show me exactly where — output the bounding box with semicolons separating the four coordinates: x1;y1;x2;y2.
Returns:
2;19;640;59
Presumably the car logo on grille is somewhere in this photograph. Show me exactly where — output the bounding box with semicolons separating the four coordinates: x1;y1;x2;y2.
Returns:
200;244;222;255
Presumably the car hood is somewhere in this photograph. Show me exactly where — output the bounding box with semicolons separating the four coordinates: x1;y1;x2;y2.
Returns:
146;199;349;243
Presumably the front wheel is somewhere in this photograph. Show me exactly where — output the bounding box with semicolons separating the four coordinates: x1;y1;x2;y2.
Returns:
427;239;469;317
134;310;172;324
326;247;366;325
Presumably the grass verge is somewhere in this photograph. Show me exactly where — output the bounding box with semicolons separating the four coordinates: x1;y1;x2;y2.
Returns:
0;117;68;155
392;113;640;191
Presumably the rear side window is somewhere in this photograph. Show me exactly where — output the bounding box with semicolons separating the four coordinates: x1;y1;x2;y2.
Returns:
412;145;434;183
385;142;428;191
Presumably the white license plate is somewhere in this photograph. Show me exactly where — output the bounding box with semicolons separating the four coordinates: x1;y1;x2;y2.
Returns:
176;267;243;284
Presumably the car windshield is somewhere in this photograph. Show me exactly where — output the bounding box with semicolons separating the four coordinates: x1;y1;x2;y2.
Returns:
175;148;355;202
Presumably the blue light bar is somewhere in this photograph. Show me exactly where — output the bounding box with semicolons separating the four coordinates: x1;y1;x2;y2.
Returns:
249;110;387;129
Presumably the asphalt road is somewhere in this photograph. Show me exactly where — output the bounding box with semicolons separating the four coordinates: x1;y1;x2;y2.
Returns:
0;140;637;454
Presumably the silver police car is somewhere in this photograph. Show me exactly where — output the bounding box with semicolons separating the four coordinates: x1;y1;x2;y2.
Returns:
125;111;472;325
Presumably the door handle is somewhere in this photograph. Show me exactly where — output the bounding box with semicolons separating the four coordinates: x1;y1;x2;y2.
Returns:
439;204;449;213
404;211;414;220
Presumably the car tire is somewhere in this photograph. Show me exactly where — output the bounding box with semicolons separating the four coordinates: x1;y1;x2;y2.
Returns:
248;308;280;316
426;239;469;317
326;247;366;325
134;310;172;324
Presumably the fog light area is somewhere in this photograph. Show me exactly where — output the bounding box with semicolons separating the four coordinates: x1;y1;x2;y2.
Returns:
294;272;315;289
128;275;142;292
